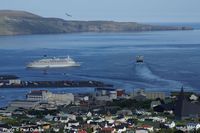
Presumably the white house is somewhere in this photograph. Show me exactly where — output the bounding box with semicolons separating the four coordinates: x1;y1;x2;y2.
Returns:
190;94;199;101
68;121;79;127
60;117;69;123
116;126;126;133
187;123;200;131
149;116;166;123
165;121;176;129
135;129;148;133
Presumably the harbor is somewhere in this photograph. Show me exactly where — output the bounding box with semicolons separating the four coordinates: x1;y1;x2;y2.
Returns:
0;1;200;132
0;75;113;89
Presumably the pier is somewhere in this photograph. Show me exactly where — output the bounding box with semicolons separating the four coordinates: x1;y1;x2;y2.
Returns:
0;75;113;88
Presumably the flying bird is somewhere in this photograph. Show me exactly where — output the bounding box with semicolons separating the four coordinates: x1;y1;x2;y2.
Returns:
65;13;72;17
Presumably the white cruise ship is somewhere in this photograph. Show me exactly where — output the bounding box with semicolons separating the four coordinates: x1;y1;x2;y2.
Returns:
27;56;80;68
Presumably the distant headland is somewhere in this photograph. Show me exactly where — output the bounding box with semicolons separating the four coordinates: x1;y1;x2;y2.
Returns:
0;10;193;36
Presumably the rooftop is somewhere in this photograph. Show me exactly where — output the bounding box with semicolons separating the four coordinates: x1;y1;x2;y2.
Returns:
95;87;116;91
28;90;48;96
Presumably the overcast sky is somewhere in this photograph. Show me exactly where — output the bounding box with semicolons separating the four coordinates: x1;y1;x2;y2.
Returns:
0;0;200;22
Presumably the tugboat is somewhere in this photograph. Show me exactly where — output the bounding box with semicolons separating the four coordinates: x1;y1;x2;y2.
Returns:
136;56;144;63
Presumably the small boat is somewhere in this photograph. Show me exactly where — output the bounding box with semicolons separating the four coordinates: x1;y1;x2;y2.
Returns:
136;55;144;63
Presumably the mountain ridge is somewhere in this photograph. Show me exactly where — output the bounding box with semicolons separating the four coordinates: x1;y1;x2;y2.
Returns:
0;10;193;36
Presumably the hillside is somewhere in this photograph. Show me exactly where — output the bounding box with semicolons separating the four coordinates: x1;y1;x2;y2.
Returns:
0;10;193;35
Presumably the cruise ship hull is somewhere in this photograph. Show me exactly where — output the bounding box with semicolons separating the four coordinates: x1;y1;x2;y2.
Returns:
27;56;80;68
27;63;80;68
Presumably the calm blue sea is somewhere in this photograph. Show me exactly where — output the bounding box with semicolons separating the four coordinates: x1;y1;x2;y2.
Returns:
0;23;200;107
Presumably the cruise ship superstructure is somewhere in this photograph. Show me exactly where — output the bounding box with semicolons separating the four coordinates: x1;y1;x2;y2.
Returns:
27;56;80;68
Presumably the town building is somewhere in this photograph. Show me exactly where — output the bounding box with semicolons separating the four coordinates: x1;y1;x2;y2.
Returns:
26;90;48;101
94;87;118;101
47;92;74;105
133;89;165;100
27;90;74;105
9;100;39;109
174;87;200;120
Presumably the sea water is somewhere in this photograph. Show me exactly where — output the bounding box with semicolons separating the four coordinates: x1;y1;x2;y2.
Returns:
0;23;200;107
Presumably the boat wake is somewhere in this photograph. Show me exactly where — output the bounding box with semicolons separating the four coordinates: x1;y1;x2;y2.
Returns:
135;64;160;80
135;63;183;88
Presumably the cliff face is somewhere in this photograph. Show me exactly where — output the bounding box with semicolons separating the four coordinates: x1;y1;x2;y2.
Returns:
0;10;193;36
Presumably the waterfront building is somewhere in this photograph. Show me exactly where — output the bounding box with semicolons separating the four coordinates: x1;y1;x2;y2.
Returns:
95;87;116;96
146;92;165;100
133;89;165;100
47;92;74;105
27;90;48;101
27;90;74;105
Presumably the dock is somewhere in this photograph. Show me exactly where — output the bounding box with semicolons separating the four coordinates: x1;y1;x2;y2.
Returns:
0;79;113;88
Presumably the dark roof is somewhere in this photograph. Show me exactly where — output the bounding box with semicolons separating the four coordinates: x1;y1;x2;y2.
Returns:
95;87;116;91
115;125;125;129
28;90;47;96
11;100;38;103
68;120;78;123
0;75;19;80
